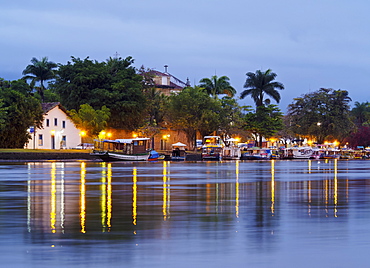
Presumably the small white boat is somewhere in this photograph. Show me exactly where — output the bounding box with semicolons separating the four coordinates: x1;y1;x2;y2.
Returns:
223;138;241;160
171;142;187;161
283;147;313;159
91;138;150;161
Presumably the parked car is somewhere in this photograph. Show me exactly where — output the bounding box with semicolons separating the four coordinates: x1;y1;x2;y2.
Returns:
75;143;94;149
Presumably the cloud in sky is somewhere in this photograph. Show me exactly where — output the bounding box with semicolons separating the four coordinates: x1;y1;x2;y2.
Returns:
1;0;370;110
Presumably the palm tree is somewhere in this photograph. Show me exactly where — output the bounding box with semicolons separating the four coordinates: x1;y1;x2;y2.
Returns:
22;57;57;102
199;75;236;98
240;69;284;108
351;101;370;127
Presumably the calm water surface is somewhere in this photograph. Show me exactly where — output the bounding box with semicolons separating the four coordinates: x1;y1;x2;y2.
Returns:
1;159;370;267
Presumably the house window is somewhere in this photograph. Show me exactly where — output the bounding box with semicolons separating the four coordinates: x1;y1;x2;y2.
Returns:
46;119;49;127
62;120;66;128
54;118;58;126
38;134;43;146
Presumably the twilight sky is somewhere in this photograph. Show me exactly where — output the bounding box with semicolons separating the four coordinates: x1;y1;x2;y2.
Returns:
1;0;370;110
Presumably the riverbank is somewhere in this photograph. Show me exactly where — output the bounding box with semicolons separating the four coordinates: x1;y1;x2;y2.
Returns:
0;149;98;161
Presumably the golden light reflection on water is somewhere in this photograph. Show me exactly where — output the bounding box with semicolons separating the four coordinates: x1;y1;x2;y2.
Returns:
50;162;56;233
235;161;239;218
100;162;112;232
334;159;338;217
271;160;275;215
132;167;137;226
101;162;106;229
23;159;351;234
107;163;112;229
163;161;170;220
27;164;31;232
80;162;86;233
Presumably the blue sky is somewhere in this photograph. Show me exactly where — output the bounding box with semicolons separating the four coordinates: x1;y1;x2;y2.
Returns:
1;0;370;110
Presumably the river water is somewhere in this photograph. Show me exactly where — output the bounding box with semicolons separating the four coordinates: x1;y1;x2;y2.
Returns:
1;159;370;267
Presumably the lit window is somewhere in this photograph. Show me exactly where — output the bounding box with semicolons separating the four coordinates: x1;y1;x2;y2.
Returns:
38;134;43;146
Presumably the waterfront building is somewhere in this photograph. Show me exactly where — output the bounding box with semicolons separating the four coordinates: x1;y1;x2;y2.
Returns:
150;65;190;96
26;102;81;149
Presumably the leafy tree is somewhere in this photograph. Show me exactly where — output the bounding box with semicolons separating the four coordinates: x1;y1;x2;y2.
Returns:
243;104;283;147
275;115;296;146
0;79;43;148
344;126;370;148
240;69;284;108
22;57;57;102
218;97;245;138
69;104;110;138
199;75;236;98
51;56;146;130
166;86;223;149
136;66;170;148
287;88;354;144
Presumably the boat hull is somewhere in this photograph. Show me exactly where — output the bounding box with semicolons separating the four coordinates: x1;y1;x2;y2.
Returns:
202;154;222;161
92;151;149;162
171;156;186;161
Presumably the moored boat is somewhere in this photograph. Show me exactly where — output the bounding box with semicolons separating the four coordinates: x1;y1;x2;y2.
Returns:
283;147;313;159
241;148;272;160
148;149;161;161
91;138;150;161
171;142;187;161
201;136;225;161
223;138;241;160
321;149;341;159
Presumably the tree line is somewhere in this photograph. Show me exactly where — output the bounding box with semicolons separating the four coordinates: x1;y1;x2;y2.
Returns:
0;55;368;148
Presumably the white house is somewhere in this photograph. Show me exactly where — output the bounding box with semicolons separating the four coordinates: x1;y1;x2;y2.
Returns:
26;102;82;149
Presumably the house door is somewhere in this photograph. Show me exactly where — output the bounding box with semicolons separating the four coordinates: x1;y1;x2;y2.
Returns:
51;135;55;149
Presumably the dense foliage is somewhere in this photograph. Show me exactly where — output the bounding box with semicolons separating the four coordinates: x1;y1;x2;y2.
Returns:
287;88;354;143
69;104;111;138
7;54;370;149
166;86;224;149
51;56;146;130
344;126;370;148
0;79;43;148
243;105;284;147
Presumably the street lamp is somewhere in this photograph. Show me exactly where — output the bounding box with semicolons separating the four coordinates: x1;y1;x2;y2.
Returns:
162;134;170;150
